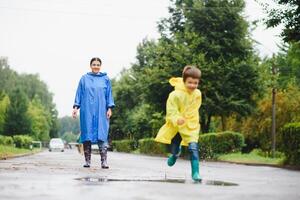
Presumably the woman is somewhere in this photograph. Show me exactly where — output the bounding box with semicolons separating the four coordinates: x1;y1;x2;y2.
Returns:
72;57;115;168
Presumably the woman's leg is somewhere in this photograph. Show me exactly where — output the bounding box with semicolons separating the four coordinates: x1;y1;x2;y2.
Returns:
83;141;91;167
167;133;182;166
98;140;109;169
188;142;201;181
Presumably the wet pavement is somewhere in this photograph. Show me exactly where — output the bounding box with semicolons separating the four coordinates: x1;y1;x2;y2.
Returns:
0;149;300;200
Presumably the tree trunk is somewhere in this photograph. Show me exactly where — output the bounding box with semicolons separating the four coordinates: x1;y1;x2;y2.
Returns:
221;115;226;131
200;112;211;133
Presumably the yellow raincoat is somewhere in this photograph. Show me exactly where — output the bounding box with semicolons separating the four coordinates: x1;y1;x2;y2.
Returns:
155;77;202;146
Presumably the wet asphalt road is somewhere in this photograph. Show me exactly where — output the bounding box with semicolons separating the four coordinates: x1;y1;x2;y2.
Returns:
0;149;300;200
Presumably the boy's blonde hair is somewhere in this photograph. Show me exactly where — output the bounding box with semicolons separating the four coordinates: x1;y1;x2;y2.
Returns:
182;65;201;82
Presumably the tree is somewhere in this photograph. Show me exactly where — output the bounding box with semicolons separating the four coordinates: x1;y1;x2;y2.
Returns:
58;116;80;137
27;97;51;141
110;70;144;140
132;0;260;132
49;105;59;138
0;58;18;95
263;0;300;43
0;57;58;139
17;73;59;138
0;93;10;134
227;83;300;152
61;132;78;143
4;88;31;135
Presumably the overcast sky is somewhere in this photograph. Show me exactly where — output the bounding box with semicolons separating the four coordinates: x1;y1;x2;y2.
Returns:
0;0;283;117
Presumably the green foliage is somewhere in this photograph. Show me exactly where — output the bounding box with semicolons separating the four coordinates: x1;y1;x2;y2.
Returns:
4;88;31;135
264;0;300;42
0;58;18;95
0;135;14;146
0;94;10;134
0;57;58;139
61;132;79;143
112;139;136;153
27;97;51;141
277;42;300;87
258;43;300;90
110;70;166;141
199;131;245;159
13;135;33;149
58;116;80;136
279;123;300;165
138;138;168;155
128;104;165;140
109;70;143;140
111;0;261;136
228;83;300;152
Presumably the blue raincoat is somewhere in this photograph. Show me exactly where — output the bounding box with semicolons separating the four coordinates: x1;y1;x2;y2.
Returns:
73;72;115;144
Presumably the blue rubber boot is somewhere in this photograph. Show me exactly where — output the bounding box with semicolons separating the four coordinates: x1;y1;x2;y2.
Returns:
167;135;182;167
188;142;202;182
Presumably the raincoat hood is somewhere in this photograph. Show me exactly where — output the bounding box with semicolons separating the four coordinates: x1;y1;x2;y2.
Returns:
169;77;187;92
87;72;107;77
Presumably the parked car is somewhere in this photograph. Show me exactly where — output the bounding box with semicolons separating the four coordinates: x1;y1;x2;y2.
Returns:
49;138;64;152
91;144;99;154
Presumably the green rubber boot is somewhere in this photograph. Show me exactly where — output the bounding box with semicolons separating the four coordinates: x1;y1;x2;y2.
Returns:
167;146;181;167
167;155;177;166
191;159;202;181
189;142;202;182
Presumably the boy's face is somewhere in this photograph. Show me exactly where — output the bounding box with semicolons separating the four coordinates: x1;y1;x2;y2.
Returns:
184;77;199;92
90;60;101;73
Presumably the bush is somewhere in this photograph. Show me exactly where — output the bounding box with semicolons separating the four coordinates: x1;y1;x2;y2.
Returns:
199;131;245;159
0;135;14;146
279;123;300;165
112;139;136;153
138;138;168;156
13;135;33;149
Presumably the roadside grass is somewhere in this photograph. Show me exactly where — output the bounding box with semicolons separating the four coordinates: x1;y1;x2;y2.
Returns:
0;145;41;159
217;149;285;166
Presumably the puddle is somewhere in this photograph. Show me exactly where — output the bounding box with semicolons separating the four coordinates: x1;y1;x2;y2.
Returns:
75;177;238;186
203;180;238;186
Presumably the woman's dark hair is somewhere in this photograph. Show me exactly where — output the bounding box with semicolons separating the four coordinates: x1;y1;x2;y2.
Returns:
182;65;201;82
90;57;102;66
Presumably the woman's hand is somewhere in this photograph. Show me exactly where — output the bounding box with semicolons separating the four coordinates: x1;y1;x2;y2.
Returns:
72;108;78;119
107;108;112;119
177;118;185;125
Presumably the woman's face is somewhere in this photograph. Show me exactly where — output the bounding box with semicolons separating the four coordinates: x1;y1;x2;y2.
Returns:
90;60;101;73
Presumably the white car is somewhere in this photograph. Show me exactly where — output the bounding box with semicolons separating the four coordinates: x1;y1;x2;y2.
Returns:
91;144;99;154
49;138;64;152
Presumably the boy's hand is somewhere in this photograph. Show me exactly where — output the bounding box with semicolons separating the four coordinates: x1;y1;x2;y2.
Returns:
177;118;185;125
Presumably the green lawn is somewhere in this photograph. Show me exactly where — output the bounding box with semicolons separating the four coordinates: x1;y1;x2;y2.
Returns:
217;150;285;166
0;145;41;159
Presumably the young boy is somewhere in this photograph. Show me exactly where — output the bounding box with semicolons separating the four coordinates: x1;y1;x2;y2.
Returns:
155;65;202;181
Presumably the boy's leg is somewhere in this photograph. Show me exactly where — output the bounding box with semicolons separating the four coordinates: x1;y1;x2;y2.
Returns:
167;133;182;167
83;141;91;167
188;142;202;181
98;140;109;169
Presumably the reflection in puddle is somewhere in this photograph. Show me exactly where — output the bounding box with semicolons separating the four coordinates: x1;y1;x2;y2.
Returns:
75;177;238;186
